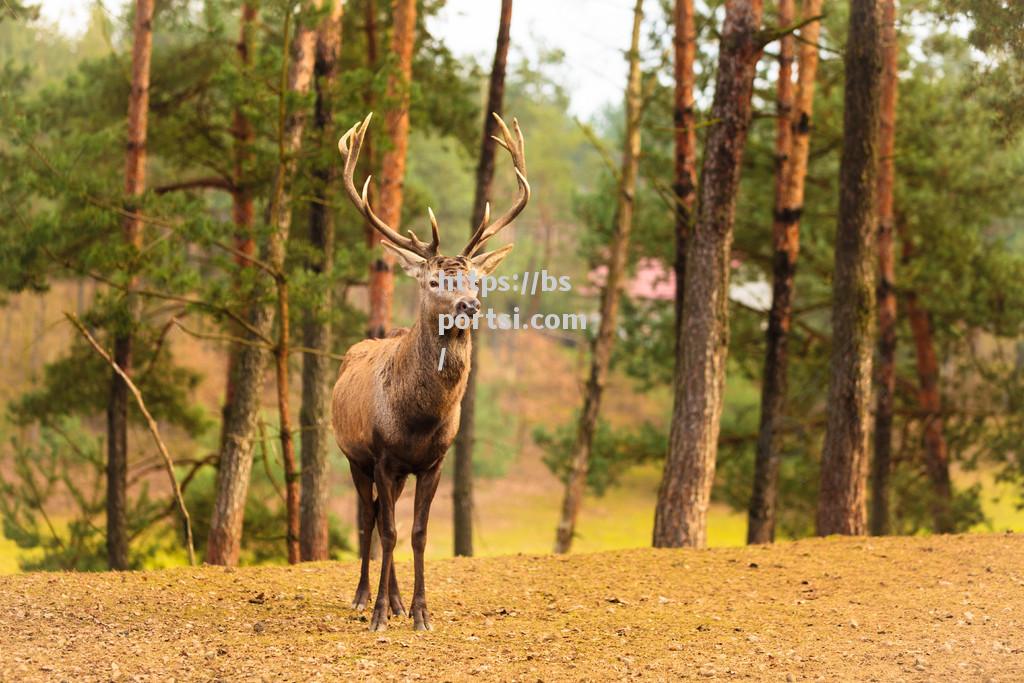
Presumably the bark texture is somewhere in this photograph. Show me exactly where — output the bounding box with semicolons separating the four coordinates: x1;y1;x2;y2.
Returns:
747;0;823;544
453;0;513;558
220;2;258;456
671;0;698;348
554;0;645;555
207;2;320;565
300;0;344;562
108;0;155;570
905;289;954;532
871;0;898;537
367;0;417;338
653;0;764;549
816;0;882;537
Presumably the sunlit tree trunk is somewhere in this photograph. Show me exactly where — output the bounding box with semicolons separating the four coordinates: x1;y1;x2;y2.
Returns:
453;0;514;558
817;0;882;537
367;0;417;338
747;0;823;544
669;0;698;345
653;0;764;548
554;0;644;555
871;0;898;536
108;0;155;571
300;0;344;563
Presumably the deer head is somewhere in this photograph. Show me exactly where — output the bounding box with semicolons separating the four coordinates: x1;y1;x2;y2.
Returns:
337;113;530;323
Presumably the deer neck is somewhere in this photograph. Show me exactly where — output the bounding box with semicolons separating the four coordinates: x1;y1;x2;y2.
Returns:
395;300;473;389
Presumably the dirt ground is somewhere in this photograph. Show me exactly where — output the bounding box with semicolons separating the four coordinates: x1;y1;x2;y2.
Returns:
1;533;1022;682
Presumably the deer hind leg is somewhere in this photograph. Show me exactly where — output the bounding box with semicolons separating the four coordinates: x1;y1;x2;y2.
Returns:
369;460;399;631
350;463;375;611
411;463;442;631
388;475;409;618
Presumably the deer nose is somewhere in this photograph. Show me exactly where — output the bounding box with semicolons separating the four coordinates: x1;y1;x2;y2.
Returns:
455;297;480;317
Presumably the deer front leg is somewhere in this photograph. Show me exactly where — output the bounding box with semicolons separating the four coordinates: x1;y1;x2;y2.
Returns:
350;463;375;611
388;475;409;618
370;461;398;631
411;463;442;631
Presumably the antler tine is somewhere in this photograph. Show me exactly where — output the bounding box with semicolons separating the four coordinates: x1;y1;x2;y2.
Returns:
461;113;531;257
337;113;439;259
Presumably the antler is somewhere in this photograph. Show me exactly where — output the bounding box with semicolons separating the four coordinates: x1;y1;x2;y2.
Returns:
461;113;531;257
337;113;440;259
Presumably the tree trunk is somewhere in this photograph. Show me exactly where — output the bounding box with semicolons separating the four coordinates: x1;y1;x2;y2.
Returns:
207;1;321;565
653;0;764;549
904;290;954;533
453;0;513;559
300;0;344;563
554;0;645;555
816;0;882;537
360;0;382;561
108;0;155;571
670;0;698;352
870;0;898;536
367;0;417;338
747;0;823;544
220;1;257;456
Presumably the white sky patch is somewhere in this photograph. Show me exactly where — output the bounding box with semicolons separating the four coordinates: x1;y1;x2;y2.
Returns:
35;0;652;118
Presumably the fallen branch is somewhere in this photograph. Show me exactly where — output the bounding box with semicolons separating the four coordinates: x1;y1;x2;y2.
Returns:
65;312;196;566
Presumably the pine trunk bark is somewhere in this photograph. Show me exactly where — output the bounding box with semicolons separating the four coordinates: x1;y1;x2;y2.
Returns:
367;0;417;338
670;0;698;351
747;0;823;544
554;0;645;555
905;287;954;532
108;0;155;571
653;0;764;548
220;2;258;454
871;0;898;536
300;0;344;563
816;0;882;537
207;2;320;565
453;0;513;558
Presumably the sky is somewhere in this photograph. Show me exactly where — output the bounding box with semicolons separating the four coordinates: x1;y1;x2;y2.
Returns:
36;0;650;118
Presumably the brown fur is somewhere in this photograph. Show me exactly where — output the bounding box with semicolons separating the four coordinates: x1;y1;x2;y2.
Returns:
331;253;491;631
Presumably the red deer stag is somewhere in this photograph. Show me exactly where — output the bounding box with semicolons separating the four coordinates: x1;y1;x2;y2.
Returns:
333;113;529;631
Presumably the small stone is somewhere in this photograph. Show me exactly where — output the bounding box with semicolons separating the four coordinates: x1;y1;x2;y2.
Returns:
253;621;265;634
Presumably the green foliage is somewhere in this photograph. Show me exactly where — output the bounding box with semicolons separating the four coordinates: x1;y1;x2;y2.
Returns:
536;417;666;496
0;419;167;571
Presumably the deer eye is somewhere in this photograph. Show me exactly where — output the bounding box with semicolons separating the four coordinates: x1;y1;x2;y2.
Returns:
429;279;439;289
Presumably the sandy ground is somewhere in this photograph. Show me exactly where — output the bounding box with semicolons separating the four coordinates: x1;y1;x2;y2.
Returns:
2;534;1023;682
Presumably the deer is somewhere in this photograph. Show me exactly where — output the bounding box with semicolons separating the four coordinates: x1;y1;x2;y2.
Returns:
332;112;529;631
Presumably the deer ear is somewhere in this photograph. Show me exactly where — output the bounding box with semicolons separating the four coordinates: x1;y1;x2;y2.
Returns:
381;241;426;277
470;243;514;276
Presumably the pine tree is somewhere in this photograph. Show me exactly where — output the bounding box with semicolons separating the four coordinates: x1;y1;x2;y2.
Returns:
747;0;824;544
300;0;345;562
817;0;882;537
653;0;764;548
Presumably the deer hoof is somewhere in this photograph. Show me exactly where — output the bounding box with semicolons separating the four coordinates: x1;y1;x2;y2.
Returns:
412;606;432;631
351;586;371;611
389;593;407;618
369;605;389;632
